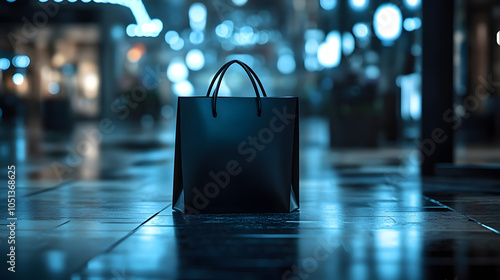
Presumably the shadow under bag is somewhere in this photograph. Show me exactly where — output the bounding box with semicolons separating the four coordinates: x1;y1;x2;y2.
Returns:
172;60;299;214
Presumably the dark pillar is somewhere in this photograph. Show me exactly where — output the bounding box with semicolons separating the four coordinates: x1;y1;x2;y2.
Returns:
421;0;455;176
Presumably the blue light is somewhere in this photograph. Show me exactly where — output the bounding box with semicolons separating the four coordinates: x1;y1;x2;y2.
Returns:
170;38;184;51
172;80;194;96
342;32;355;56
305;39;318;55
0;58;10;70
231;0;247;6
126;25;136;37
240;26;254;38
257;31;269;45
304;29;325;41
111;25;124;39
142;19;163;37
411;44;422;56
349;0;369;11
277;54;296;75
365;65;380;79
400;73;422;120
403;18;421;32
404;19;414;32
0;108;2;118
46;251;65;273
217;79;231;96
410;90;421;120
404;0;420;9
304;56;320;72
320;0;337;10
167;59;188;83
185;49;205;71
189;3;207;31
373;4;403;44
61;64;75;76
165;31;180;45
215;20;234;39
37;0;163;37
317;31;341;68
48;82;60;95
13;55;30;68
125;20;162;37
234;26;257;46
189;3;207;22
353;23;369;38
189;31;204;45
161;105;174;119
7;0;16;2
12;73;24;85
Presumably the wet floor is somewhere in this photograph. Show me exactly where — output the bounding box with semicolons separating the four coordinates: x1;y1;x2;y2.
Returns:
0;119;499;280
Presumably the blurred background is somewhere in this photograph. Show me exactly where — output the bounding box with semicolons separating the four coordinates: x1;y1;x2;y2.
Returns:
0;0;499;169
2;1;500;279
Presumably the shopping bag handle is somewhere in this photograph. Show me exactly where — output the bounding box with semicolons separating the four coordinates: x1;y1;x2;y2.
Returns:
206;60;268;98
206;60;267;117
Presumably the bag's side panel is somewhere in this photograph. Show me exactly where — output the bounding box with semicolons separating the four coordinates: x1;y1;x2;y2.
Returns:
290;99;300;212
172;101;184;213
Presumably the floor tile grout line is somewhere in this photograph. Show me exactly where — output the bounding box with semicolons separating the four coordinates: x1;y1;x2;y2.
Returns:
54;220;70;229
72;203;171;277
424;196;500;235
103;204;172;253
24;179;75;197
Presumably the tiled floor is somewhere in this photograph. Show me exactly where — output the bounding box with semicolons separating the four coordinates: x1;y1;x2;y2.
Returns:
1;119;500;280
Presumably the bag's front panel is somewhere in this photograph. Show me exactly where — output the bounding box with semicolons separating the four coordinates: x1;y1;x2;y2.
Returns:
178;97;297;214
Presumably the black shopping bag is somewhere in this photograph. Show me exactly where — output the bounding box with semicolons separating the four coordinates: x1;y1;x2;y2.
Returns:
172;60;299;214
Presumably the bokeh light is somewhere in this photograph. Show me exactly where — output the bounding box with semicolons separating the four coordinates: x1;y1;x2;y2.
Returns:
373;4;403;44
48;82;61;95
185;49;205;71
320;0;337;10
277;54;296;74
189;3;207;31
317;31;341;68
0;58;10;70
231;0;248;6
172;80;194;96
167;59;189;83
13;55;30;68
349;0;369;11
353;23;370;39
342;32;355;56
12;73;24;85
404;0;421;9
